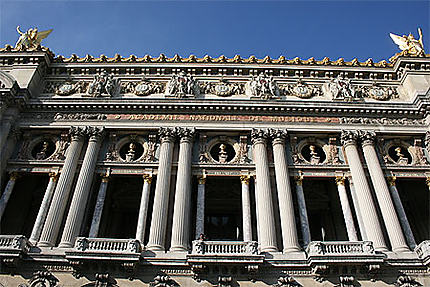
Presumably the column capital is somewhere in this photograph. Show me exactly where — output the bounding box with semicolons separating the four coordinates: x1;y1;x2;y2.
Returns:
9;171;20;181
251;128;269;145
387;176;396;186
197;174;206;185
335;176;346;186
158;127;176;143
268;128;287;145
240;175;250;185
143;174;153;184
359;130;376;147
426;176;430;188
69;126;86;141
340;130;359;147
177;127;195;143
87;126;105;142
48;171;59;181
294;171;304;186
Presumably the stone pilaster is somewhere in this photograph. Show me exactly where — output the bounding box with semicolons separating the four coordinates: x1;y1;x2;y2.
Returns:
251;129;277;252
240;175;252;242
147;127;176;251
0;172;19;221
270;129;300;252
89;172;110;238
387;176;416;249
335;176;358;241
340;130;387;251
29;172;59;243
59;127;104;248
39;127;85;247
136;174;153;243
294;172;311;248
195;174;206;239
170;128;195;251
360;131;409;252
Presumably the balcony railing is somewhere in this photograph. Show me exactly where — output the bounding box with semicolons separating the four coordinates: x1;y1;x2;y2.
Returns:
306;241;375;256
415;240;430;265
191;240;259;255
74;237;141;253
0;235;31;253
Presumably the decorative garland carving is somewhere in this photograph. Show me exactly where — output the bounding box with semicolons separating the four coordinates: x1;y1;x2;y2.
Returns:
28;271;58;287
150;274;179;287
121;78;164;96
396;275;421;287
273;275;301;287
340;117;425;126
283;80;322;99
200;79;245;96
54;113;107;120
359;83;399;101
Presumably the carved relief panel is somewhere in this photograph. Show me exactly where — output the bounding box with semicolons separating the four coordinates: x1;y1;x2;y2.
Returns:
15;132;70;161
198;134;250;164
379;137;428;166
104;133;157;163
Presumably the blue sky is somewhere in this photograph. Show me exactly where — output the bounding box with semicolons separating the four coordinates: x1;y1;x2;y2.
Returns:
0;1;429;62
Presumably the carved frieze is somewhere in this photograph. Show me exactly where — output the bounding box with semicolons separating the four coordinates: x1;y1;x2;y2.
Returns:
121;78;164;96
340;117;425;126
165;71;200;98
201;79;245;97
283;80;322;99
246;74;280;99
54;113;107;120
87;70;120;97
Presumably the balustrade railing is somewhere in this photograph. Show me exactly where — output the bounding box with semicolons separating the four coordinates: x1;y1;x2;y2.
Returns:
306;241;375;256
74;237;140;253
0;235;30;252
415;240;430;262
191;240;259;255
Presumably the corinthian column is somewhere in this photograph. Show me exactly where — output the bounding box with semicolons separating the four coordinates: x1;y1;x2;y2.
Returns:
335;176;358;241
147;127;176;251
387;176;416;249
340;130;387;251
251;129;277;252
29;172;59;243
89;172;110;238
195;174;206;239
295;172;311;248
59;127;104;248
170;128;195;251
270;129;300;252
240;175;252;242
360;131;409;252
0;172;19;221
39;127;85;247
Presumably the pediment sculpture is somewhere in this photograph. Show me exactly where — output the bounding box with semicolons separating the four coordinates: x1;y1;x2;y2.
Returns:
323;76;359;101
86;70;120;97
246;73;280;99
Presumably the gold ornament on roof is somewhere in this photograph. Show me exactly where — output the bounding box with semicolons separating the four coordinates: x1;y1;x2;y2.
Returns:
15;26;53;50
390;28;425;61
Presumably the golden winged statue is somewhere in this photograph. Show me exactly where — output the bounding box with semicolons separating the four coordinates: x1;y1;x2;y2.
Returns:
390;28;425;57
15;26;53;49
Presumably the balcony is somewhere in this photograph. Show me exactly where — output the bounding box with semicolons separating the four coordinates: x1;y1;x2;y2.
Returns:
0;235;31;266
415;240;430;266
306;241;385;267
188;240;264;266
65;237;141;262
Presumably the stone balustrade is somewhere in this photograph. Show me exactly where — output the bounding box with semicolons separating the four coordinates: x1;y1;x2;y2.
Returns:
191;240;259;255
415;240;430;265
0;235;31;253
74;237;141;253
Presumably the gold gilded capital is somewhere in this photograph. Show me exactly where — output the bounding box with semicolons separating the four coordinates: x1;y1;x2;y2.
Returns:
9;172;20;181
335;176;345;186
143;174;153;184
240;175;250;185
49;171;59;181
387;176;396;187
426;176;430;188
294;171;304;186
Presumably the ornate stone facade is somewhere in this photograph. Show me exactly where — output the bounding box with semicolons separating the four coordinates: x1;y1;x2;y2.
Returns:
0;43;429;287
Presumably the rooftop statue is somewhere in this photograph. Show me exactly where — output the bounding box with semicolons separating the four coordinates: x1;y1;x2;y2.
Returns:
390;28;425;59
15;26;53;50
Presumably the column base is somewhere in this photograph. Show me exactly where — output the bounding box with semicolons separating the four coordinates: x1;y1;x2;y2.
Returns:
169;245;189;252
392;245;410;253
261;245;278;252
58;241;73;248
283;246;302;253
374;246;389;252
146;243;165;251
37;241;54;247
